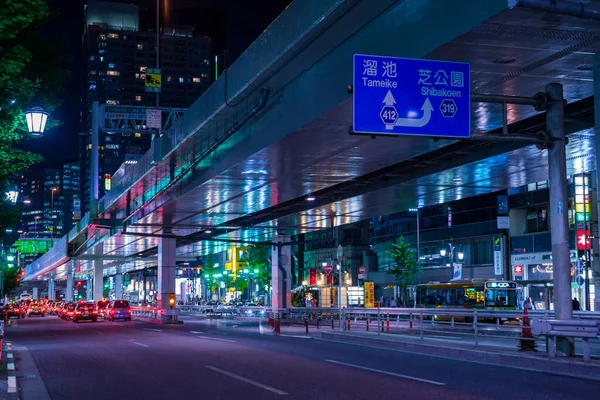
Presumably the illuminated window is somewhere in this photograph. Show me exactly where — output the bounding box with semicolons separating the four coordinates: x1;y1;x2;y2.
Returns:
108;63;115;68
192;77;200;83
99;34;106;41
140;66;147;72
135;95;141;101
108;33;119;39
135;133;142;138
89;70;97;75
167;76;172;82
179;77;184;83
140;73;145;80
86;144;92;150
100;56;104;62
105;144;119;149
135;73;140;79
107;70;120;76
201;73;208;78
105;100;119;105
89;56;95;61
137;44;143;50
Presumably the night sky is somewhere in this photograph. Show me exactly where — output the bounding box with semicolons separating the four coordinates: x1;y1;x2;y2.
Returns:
22;0;291;168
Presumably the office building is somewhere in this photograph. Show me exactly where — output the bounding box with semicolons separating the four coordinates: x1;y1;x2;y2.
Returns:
80;0;212;213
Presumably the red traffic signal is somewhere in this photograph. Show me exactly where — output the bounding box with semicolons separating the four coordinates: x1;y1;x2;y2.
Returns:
168;292;176;309
19;270;26;276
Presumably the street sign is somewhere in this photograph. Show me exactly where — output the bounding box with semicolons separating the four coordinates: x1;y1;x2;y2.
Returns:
336;245;343;263
146;109;162;129
324;265;333;275
358;266;366;280
145;68;162;93
353;54;471;138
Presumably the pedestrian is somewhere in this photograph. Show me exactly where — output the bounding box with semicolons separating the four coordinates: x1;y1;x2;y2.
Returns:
572;297;581;311
390;298;397;307
525;297;536;310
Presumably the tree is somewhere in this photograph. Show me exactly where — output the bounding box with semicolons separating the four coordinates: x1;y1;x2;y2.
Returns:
386;236;419;307
0;0;69;184
246;245;270;297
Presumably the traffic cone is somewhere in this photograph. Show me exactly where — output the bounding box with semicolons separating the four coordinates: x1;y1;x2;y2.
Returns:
519;307;536;352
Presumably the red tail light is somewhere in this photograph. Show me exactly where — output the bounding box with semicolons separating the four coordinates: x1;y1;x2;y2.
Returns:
128;307;132;313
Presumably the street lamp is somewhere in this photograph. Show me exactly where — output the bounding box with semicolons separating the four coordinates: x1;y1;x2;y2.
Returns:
440;243;464;280
24;107;49;137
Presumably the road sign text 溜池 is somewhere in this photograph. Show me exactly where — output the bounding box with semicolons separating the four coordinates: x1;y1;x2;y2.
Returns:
353;54;471;138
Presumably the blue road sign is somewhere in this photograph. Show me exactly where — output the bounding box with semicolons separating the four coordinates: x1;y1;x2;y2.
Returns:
353;54;471;138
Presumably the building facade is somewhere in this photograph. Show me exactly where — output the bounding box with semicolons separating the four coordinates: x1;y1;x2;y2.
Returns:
80;0;212;213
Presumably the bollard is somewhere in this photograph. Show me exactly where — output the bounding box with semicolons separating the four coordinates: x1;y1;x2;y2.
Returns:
366;318;369;331
290;316;293;327
409;313;413;332
305;319;309;334
331;318;334;330
347;318;350;331
317;317;321;329
275;318;281;334
386;313;390;333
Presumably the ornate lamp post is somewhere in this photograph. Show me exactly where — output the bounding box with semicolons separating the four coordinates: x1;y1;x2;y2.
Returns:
24;107;49;137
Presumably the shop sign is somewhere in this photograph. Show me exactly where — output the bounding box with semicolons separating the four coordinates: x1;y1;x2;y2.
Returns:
577;230;591;250
364;282;375;308
576;212;590;223
309;269;317;285
513;265;524;277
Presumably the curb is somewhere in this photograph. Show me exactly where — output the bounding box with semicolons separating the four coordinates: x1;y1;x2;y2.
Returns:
3;341;17;399
320;331;600;382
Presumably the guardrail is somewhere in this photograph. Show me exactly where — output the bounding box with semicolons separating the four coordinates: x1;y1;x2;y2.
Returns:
533;319;600;361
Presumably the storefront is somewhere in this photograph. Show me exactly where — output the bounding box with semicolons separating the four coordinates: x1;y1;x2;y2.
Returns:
511;251;583;310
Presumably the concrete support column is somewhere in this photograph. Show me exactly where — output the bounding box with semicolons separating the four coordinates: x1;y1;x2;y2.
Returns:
48;278;55;301
546;82;573;356
271;235;291;309
114;267;123;300
86;279;93;301
94;259;104;301
157;237;176;310
65;267;74;302
32;287;39;301
593;54;600;312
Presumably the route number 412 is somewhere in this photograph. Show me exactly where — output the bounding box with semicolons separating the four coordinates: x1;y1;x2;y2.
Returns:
380;105;398;125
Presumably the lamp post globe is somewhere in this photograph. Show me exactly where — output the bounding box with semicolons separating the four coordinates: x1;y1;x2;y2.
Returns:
24;106;49;137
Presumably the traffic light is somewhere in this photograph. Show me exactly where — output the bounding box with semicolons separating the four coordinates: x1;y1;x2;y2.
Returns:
169;292;176;309
19;270;25;277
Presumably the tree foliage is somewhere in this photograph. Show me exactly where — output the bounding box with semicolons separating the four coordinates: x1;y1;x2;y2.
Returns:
386;236;419;306
0;0;69;184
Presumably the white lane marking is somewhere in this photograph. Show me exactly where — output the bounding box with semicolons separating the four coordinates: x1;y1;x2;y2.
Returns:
7;363;14;370
7;353;13;359
189;331;204;334
131;341;149;347
324;359;445;386
143;328;163;332
196;336;236;343
205;366;288;395
8;376;16;393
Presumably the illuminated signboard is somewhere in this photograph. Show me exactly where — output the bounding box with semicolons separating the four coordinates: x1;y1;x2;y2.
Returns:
485;281;517;289
14;239;54;255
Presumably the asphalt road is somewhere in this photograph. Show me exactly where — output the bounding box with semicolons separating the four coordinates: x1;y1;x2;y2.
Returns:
6;315;600;400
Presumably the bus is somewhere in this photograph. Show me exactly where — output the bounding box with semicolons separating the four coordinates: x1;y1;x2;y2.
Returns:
415;280;520;310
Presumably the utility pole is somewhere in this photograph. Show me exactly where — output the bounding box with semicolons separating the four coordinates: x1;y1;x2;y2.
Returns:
546;82;573;356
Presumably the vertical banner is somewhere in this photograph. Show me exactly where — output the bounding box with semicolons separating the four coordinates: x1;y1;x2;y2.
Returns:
309;269;317;285
452;263;462;280
364;282;375;308
493;236;504;276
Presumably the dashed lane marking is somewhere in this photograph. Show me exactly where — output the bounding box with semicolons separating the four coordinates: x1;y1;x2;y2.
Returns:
324;359;445;386
131;341;149;348
205;366;287;395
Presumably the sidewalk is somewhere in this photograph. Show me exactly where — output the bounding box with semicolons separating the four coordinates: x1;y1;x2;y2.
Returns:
319;329;600;381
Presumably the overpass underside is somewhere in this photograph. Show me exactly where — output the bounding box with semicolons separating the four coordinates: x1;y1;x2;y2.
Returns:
24;0;599;309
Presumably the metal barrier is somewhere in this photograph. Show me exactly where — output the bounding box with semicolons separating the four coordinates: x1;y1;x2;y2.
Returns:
130;306;159;319
533;319;600;361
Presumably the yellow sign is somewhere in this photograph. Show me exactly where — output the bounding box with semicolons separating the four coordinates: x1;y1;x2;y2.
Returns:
364;282;375;308
145;68;162;93
575;203;590;213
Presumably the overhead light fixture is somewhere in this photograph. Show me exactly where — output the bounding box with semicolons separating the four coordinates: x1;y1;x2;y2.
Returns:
409;208;418;212
306;196;316;201
24;107;49;137
457;251;464;260
440;248;447;257
204;230;212;234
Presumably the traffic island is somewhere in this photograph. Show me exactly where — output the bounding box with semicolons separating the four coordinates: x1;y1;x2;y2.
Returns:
320;330;600;382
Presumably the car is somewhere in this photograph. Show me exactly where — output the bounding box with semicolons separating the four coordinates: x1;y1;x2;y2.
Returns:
73;302;98;323
5;304;25;319
106;300;131;321
60;303;75;320
96;300;110;320
28;304;45;317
